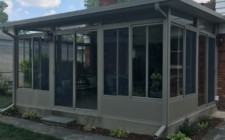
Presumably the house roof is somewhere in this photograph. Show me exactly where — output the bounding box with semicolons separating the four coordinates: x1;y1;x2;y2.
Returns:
0;0;224;30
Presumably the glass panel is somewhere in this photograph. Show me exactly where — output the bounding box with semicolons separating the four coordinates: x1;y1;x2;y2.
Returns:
104;28;129;96
186;30;196;95
33;38;49;90
208;38;216;103
18;39;32;88
148;25;163;98
55;35;73;107
118;28;128;96
132;26;146;97
199;19;214;33
76;31;97;110
170;26;184;98
104;29;117;95
198;35;207;106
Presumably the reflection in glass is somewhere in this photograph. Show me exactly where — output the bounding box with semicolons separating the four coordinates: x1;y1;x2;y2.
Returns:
148;25;163;98
186;30;196;95
132;27;146;97
104;28;128;96
170;26;184;98
18;39;32;88
132;25;163;98
208;38;215;103
33;38;49;90
198;35;207;106
55;35;73;107
76;31;97;110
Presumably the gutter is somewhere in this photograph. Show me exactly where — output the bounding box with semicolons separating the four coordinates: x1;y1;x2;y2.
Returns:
153;3;168;140
1;27;16;111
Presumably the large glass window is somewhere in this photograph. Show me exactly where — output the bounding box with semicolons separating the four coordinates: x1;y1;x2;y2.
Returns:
170;25;184;98
18;39;32;88
208;38;216;103
132;25;163;98
55;35;73;107
76;31;97;110
198;35;207;106
104;28;129;96
186;30;196;95
33;38;49;90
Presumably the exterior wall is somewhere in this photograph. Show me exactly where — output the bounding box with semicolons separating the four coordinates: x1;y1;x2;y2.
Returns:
216;0;225;15
217;34;225;110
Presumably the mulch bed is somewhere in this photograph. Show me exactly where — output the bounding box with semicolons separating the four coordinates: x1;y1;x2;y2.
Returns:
191;117;223;140
2;109;223;140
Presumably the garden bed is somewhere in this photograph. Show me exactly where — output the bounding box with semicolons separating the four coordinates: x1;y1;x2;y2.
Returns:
1;107;223;140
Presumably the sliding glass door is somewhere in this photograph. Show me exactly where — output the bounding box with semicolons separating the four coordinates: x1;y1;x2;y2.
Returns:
75;31;97;110
55;34;74;107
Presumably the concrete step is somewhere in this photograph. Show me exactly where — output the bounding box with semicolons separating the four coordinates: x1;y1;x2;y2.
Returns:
41;116;76;126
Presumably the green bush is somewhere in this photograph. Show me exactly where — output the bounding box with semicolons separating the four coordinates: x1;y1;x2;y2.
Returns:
83;124;96;132
167;132;191;140
197;116;210;131
179;118;197;137
109;128;128;138
21;112;38;120
197;122;209;131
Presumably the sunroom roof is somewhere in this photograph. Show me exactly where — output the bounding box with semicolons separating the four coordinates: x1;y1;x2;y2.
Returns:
0;0;224;30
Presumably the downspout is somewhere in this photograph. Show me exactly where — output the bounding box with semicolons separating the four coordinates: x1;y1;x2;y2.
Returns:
153;3;167;140
1;27;16;112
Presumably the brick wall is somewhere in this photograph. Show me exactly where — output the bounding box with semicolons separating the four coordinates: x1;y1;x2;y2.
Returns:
217;34;225;110
99;0;117;6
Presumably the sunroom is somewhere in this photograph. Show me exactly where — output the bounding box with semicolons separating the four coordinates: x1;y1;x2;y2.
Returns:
1;0;224;136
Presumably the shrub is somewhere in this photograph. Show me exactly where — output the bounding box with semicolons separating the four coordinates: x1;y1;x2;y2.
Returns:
179;118;198;137
197;122;209;131
83;124;96;132
167;132;191;140
2;107;19;116
109;128;128;138
197;116;210;131
21;112;38;120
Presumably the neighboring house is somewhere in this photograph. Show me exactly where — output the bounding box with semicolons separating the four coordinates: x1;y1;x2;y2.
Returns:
0;0;224;137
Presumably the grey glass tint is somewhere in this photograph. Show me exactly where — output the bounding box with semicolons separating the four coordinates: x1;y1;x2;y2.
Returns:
186;30;196;95
148;25;163;98
208;38;215;103
33;38;49;90
198;35;207;106
55;35;73;107
76;31;97;110
18;39;32;88
170;26;184;98
104;28;129;96
132;26;146;97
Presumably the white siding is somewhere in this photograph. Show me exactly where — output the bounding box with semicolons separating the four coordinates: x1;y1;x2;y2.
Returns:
216;0;225;15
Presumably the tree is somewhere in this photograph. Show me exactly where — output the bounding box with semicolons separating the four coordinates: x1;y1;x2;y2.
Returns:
0;1;8;23
84;0;99;8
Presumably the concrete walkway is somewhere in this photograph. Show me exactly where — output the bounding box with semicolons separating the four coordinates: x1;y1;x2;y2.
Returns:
202;111;225;140
0;115;118;140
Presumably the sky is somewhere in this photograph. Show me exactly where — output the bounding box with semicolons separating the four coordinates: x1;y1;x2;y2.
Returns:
2;0;210;21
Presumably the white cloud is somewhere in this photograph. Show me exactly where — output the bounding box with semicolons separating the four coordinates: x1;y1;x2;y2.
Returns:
194;0;210;3
16;0;61;8
3;0;13;14
44;10;56;16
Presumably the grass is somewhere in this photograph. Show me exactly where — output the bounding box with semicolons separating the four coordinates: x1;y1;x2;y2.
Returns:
0;122;61;140
0;95;12;108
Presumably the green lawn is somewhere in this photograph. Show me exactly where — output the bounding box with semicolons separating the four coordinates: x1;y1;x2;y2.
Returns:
0;122;61;140
0;95;12;108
